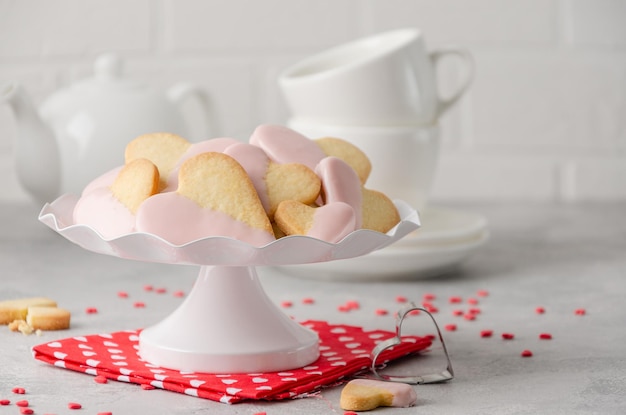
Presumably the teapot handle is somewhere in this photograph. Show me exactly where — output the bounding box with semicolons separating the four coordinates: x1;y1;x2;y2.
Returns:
167;83;218;140
429;46;474;119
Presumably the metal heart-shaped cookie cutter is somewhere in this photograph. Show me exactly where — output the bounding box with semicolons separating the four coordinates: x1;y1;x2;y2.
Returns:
370;301;454;384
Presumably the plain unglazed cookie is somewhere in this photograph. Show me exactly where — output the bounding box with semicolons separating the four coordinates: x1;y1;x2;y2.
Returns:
110;158;160;214
26;306;71;331
361;188;401;233
136;152;275;246
315;137;372;184
125;132;191;189
339;378;417;411
0;297;57;325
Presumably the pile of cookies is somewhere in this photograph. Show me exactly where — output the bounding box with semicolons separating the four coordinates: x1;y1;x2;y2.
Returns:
73;125;400;246
0;297;71;335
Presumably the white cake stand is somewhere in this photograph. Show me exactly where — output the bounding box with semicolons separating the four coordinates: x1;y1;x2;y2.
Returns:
39;194;420;374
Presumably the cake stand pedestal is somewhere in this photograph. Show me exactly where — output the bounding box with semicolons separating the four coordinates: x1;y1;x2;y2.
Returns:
39;194;420;374
139;265;319;373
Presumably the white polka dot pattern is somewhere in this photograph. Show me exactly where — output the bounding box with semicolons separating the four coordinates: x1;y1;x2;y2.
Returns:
32;321;430;403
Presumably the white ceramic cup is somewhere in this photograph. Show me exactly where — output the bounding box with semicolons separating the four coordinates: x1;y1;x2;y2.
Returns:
279;28;473;127
288;118;440;212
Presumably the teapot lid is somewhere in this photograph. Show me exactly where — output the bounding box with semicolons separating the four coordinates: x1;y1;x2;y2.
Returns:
73;53;144;91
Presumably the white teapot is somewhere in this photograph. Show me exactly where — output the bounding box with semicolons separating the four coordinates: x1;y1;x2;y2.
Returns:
1;53;216;204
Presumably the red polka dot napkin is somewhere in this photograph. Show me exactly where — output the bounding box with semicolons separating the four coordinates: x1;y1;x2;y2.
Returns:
32;320;431;403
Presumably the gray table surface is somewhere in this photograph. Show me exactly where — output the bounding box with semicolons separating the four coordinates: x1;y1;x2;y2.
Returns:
1;201;625;415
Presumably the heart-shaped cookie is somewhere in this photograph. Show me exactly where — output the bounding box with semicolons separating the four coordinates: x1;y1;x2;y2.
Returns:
315;136;372;184
274;200;356;243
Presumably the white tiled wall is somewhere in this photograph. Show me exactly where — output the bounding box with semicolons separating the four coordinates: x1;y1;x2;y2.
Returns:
1;0;625;203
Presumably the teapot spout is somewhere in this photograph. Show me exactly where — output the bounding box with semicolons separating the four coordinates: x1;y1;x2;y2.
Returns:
1;81;60;203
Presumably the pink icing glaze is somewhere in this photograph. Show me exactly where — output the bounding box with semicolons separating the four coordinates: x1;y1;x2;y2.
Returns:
164;137;241;191
73;187;135;239
135;192;275;246
81;166;122;196
249;124;326;170
223;142;271;213
307;202;356;243
315;157;363;228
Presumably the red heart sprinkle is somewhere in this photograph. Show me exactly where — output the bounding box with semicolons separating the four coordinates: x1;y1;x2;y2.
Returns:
16;400;29;407
575;308;586;315
302;297;315;305
342;300;359;310
172;290;185;297
480;330;493;338
133;301;145;308
535;306;545;314
68;402;82;410
444;324;457;331
97;413;113;415
117;291;128;298
521;350;533;357
539;333;553;340
408;309;420;316
143;285;153;291
375;308;388;316
477;290;489;297
155;287;167;294
502;333;515;340
463;313;476;321
452;309;464;316
467;297;478;305
85;307;98;314
449;296;462;304
344;412;359;415
20;408;33;415
0;400;10;405
423;293;436;301
94;375;108;384
425;305;439;313
280;300;293;308
12;387;25;394
395;295;407;303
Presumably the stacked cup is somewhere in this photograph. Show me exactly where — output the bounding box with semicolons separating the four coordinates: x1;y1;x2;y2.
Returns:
277;28;486;279
278;28;474;213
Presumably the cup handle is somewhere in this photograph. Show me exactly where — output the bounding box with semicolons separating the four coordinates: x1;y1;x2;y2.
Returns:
167;82;219;139
429;47;474;118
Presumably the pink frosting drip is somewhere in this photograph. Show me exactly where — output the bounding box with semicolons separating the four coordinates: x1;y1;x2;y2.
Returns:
223;142;271;213
135;192;275;247
249;124;326;170
81;166;122;196
308;202;356;243
315;157;363;228
73;187;135;239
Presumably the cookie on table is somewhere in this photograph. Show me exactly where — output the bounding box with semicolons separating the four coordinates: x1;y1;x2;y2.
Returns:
0;297;57;325
26;306;71;331
340;378;417;411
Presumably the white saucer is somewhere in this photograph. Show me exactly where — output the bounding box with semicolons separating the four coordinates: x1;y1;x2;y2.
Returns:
394;206;488;247
275;207;489;281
